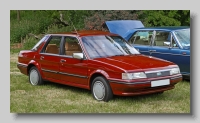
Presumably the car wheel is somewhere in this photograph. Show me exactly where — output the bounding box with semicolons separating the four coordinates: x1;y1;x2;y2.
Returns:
29;66;44;85
91;76;113;102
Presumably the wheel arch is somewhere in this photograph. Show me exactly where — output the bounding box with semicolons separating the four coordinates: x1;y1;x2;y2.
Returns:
88;70;110;90
27;60;40;75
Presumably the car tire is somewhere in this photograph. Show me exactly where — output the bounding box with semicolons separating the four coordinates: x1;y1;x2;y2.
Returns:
29;66;44;85
91;76;113;102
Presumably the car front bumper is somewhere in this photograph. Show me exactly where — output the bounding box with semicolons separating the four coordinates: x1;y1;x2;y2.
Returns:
17;62;28;75
108;74;182;96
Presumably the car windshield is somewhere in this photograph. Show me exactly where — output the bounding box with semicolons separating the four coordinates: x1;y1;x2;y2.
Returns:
174;29;190;47
81;35;140;59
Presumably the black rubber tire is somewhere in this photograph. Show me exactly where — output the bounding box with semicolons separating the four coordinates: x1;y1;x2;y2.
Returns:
29;66;44;85
91;76;113;102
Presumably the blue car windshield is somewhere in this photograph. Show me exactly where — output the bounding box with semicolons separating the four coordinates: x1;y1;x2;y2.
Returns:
81;35;140;59
174;29;190;47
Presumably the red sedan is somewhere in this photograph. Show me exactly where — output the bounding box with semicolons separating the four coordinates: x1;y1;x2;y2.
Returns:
17;30;182;102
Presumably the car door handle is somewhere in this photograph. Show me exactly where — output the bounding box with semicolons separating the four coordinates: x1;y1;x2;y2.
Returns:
40;56;44;60
149;50;156;52
60;59;66;63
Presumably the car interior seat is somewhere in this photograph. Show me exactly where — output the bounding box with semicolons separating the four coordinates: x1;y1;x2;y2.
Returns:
65;42;82;56
45;44;59;54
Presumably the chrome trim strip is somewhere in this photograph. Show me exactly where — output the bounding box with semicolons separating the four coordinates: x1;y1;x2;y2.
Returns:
41;68;88;78
109;80;151;85
182;73;190;76
150;52;190;56
135;50;190;56
41;68;58;73
145;69;171;74
59;72;88;78
39;53;61;57
170;76;182;80
17;62;28;68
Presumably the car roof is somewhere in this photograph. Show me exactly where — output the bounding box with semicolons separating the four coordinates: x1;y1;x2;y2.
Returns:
48;30;119;37
134;26;190;31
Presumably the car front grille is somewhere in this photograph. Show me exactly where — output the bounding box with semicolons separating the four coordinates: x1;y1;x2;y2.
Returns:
145;70;170;78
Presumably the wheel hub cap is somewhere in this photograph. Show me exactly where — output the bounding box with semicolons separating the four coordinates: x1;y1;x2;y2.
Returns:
30;69;39;85
93;81;105;100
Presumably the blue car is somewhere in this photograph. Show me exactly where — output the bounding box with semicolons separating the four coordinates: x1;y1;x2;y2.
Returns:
105;20;190;80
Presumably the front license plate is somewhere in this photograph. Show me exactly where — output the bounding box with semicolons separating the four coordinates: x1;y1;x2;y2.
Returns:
151;79;170;87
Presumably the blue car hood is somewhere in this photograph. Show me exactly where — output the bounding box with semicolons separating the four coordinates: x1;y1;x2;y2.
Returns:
105;20;144;40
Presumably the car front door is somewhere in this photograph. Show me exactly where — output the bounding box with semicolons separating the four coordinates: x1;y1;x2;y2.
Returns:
148;31;190;74
59;36;89;89
39;36;62;81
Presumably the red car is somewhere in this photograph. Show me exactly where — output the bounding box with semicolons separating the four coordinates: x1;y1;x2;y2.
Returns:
17;30;182;102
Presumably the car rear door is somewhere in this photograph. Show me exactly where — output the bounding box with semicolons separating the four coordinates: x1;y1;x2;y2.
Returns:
148;31;190;74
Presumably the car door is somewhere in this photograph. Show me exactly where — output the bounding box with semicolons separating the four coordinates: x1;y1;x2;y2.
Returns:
59;36;89;88
39;36;62;81
148;31;190;74
128;30;153;56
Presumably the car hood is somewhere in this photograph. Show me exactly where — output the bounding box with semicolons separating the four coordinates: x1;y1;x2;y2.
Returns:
105;20;144;40
93;54;175;72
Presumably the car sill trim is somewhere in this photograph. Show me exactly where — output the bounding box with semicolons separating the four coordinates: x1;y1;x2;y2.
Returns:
41;68;88;78
59;72;88;78
17;62;28;68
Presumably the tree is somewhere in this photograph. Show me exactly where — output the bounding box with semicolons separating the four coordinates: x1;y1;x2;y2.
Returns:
137;10;190;27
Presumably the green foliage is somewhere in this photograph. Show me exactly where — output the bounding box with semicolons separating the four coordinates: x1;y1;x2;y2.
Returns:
22;36;39;50
10;10;92;43
10;10;190;45
137;10;190;27
45;24;73;34
10;10;54;43
65;10;92;29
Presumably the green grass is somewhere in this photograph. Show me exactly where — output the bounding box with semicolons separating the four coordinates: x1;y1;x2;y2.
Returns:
10;53;190;113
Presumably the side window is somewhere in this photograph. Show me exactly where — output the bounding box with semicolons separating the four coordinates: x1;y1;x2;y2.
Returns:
129;31;152;46
64;37;82;56
43;36;62;54
154;31;170;46
172;37;178;48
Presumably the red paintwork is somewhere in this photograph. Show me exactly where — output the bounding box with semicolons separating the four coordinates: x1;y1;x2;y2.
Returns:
17;30;182;96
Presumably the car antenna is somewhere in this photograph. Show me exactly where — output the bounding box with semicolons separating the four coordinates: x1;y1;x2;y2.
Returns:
68;16;79;35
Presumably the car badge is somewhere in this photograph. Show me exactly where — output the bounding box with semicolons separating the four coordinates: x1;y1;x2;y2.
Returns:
157;72;162;76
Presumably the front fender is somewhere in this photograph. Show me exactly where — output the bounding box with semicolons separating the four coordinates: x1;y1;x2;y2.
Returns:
88;69;110;89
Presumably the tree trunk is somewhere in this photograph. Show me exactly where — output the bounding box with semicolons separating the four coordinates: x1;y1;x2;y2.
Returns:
17;10;20;21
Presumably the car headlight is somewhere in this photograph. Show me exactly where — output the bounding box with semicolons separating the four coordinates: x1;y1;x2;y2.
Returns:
122;72;147;80
170;67;180;75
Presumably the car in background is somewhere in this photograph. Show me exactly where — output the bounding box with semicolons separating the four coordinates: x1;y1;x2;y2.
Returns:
17;30;182;102
105;20;190;80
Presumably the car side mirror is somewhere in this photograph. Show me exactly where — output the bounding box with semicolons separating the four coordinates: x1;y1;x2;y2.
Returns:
163;42;171;46
73;53;84;59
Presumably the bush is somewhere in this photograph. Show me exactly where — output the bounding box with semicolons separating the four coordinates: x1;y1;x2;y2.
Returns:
22;36;39;50
10;11;54;43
